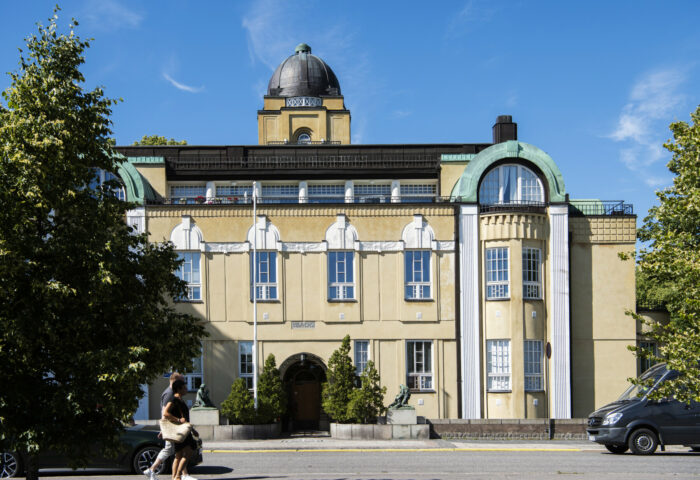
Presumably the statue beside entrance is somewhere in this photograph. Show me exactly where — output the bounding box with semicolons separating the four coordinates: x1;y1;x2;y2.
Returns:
191;383;220;425
386;384;416;426
387;384;411;409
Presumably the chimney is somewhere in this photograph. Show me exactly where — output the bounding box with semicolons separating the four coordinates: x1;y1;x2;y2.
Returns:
492;115;517;143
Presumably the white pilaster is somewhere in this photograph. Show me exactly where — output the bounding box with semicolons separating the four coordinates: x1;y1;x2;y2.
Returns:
459;205;481;418
126;207;146;235
345;181;354;203
549;204;571;419
205;181;216;201
299;181;308;203
391;180;401;203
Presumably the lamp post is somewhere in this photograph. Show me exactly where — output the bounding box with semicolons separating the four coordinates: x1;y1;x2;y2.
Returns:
252;181;258;411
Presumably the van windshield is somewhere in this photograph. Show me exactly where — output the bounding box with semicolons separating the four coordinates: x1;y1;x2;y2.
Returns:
617;365;667;401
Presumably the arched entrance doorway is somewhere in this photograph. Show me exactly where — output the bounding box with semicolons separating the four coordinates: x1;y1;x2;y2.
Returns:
280;353;327;431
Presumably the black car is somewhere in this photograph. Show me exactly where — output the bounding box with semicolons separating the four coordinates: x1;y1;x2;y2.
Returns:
587;363;700;454
0;425;202;478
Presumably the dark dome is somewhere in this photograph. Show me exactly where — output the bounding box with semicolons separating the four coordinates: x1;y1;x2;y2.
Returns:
267;43;341;97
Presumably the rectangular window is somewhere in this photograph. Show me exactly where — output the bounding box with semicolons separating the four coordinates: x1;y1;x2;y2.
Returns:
355;184;391;203
405;250;431;300
639;341;658;374
308;184;345;203
176;252;201;301
239;341;254;389
250;251;277;300
400;184;437;203
354;340;369;376
524;340;543;391
261;184;299;204
523;248;541;299
486;247;509;299
185;352;203;392
487;339;511;391
328;251;354;300
406;341;433;391
170;185;207;204
216;184;253;203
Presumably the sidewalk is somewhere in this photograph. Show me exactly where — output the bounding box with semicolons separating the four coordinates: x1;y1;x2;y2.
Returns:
201;434;605;452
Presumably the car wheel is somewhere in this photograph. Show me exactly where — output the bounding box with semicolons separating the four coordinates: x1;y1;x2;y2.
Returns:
132;445;168;475
628;428;658;455
0;452;21;478
605;444;629;454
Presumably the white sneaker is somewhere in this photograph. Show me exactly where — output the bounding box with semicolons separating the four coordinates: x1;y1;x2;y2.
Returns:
143;468;158;480
182;475;198;480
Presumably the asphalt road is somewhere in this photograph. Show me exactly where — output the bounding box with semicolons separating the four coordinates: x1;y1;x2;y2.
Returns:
26;445;700;480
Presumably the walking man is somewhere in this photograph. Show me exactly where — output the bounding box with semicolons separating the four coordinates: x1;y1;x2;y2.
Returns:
143;372;198;480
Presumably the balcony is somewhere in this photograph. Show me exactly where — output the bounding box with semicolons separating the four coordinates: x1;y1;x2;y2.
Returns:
146;196;454;206
568;200;633;217
479;201;547;214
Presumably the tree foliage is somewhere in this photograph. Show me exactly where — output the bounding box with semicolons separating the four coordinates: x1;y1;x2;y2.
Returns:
347;361;387;424
630;104;700;402
321;335;356;423
0;11;205;478
133;134;187;146
220;354;287;424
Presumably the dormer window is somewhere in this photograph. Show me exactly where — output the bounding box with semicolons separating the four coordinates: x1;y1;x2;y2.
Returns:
479;164;544;205
297;133;311;144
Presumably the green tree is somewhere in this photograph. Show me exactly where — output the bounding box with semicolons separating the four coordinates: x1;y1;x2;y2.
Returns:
257;354;287;424
321;335;356;423
347;361;387;424
220;379;256;424
631;104;700;402
132;134;187;145
0;11;205;479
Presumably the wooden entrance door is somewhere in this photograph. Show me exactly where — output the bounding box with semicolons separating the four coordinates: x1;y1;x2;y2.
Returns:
292;380;320;430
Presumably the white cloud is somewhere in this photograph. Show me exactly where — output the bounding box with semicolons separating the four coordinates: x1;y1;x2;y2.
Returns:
162;73;204;94
81;0;143;31
609;68;687;187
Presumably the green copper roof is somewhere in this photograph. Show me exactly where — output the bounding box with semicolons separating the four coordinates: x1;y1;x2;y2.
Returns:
113;154;158;204
450;140;566;202
295;43;311;54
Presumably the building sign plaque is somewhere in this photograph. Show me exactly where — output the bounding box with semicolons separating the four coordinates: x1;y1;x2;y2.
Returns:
291;321;316;329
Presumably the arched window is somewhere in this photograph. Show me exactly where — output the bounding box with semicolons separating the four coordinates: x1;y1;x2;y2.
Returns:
478;164;544;205
297;132;311;144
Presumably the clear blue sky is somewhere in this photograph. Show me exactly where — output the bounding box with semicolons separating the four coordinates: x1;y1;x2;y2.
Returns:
2;1;699;226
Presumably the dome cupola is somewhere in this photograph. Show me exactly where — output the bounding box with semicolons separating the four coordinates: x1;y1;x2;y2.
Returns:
267;43;341;97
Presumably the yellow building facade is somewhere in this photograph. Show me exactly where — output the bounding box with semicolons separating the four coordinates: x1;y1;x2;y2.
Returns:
118;45;641;426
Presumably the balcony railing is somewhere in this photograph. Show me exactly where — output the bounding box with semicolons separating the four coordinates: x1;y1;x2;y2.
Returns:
147;196;453;206
266;140;342;145
569;200;633;216
479;201;547;214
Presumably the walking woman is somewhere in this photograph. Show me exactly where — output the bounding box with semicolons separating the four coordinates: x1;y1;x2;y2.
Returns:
162;379;198;480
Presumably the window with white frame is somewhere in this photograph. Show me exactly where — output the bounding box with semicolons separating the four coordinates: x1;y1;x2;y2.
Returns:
170;185;207;204
485;247;509;299
354;340;369;376
328;251;354;300
216;184;253;203
524;340;543;391
478;164;544;205
185;352;203;392
308;184;345;203
522;248;541;299
400;184;437;203
176;252;201;301
639;341;658;374
250;251;277;300
355;184;391;203
262;184;299;204
487;339;511;391
406;341;433;390
405;250;431;300
239;341;254;389
90;169;126;201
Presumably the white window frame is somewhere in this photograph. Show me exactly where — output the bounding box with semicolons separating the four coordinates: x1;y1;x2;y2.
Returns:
239;341;254;389
522;247;542;300
485;247;509;300
354;340;369;376
406;340;433;391
170;184;207;204
250;251;278;300
478;164;544;205
328;251;355;300
185;350;203;392
405;250;432;300
486;339;511;392
176;251;201;301
639;341;658;374
524;340;543;391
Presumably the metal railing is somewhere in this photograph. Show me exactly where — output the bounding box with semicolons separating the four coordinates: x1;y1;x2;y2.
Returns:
266;140;342;145
569;200;633;216
479;201;547;214
146;196;453;206
636;300;668;312
165;154;439;171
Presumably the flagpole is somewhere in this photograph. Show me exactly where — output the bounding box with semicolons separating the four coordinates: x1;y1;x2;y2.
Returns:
252;181;258;412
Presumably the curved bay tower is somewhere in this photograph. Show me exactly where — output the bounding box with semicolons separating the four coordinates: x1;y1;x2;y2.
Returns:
115;44;642;426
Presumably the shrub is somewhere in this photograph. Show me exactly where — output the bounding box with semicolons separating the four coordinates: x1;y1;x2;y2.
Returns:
221;353;287;425
220;378;256;424
348;360;387;424
321;335;356;423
